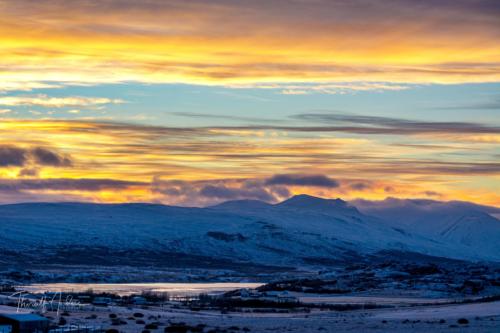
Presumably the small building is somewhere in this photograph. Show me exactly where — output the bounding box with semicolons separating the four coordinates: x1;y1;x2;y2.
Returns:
0;324;11;333
48;325;102;333
0;313;50;333
262;291;297;303
92;297;112;306
237;289;298;303
131;296;147;305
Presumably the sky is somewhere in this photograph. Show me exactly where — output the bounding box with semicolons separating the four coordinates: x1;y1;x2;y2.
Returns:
0;0;499;206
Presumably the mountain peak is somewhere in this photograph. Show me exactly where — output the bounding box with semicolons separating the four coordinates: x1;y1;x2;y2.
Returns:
277;194;352;211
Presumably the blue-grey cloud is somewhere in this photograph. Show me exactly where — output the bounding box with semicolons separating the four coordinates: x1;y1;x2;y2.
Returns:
435;97;500;111
0;146;27;167
266;174;339;188
0;145;73;168
0;178;147;192
350;182;371;191
152;177;291;205
290;112;500;135
31;147;72;167
199;184;276;202
37;117;499;138
168;112;276;123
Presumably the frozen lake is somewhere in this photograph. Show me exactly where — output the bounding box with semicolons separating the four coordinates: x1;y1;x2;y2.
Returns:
19;282;263;296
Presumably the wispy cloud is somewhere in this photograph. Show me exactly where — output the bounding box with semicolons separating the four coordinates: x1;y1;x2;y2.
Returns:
0;0;499;90
290;113;500;135
0;94;125;108
0;119;498;206
0;82;62;92
434;97;500;111
163;111;500;137
266;174;339;188
0;178;146;192
233;83;411;95
168;112;276;124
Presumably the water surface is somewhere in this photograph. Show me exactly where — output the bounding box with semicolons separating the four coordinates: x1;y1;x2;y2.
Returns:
20;282;263;296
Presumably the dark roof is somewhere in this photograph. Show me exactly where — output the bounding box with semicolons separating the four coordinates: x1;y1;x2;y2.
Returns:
0;313;49;322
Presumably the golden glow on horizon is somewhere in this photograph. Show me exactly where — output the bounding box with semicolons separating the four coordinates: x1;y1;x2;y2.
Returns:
0;120;498;206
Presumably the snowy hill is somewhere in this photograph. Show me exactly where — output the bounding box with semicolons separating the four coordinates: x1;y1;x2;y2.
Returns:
276;194;359;213
0;196;499;271
352;198;500;261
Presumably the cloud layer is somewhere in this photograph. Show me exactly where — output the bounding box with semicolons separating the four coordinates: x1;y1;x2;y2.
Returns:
0;145;72;167
0;95;124;108
0;119;498;206
1;0;499;91
1;1;498;206
266;174;339;188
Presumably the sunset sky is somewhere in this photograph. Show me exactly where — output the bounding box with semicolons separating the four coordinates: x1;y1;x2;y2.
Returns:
0;0;499;206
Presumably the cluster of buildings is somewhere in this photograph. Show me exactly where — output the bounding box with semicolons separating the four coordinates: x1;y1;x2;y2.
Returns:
0;313;49;333
235;289;297;303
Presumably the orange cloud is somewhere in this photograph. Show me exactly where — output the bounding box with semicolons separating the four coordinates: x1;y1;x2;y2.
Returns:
0;0;499;90
0;119;498;206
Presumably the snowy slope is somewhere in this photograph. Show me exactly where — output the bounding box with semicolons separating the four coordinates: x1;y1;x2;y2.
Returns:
212;195;450;255
352;198;500;261
0;196;499;269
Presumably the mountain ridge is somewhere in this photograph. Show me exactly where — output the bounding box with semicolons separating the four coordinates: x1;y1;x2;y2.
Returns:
0;195;499;270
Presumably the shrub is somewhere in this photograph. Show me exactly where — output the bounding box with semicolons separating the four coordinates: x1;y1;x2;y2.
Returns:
145;323;159;330
192;324;206;332
164;324;189;333
134;312;145;318
111;319;121;326
457;318;469;325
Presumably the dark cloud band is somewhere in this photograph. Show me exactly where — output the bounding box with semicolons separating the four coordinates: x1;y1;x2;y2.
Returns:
266;174;339;188
0;178;147;192
0;145;73;168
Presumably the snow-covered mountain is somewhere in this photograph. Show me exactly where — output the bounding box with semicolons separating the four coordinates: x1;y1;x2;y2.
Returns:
0;195;499;271
352;198;500;261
